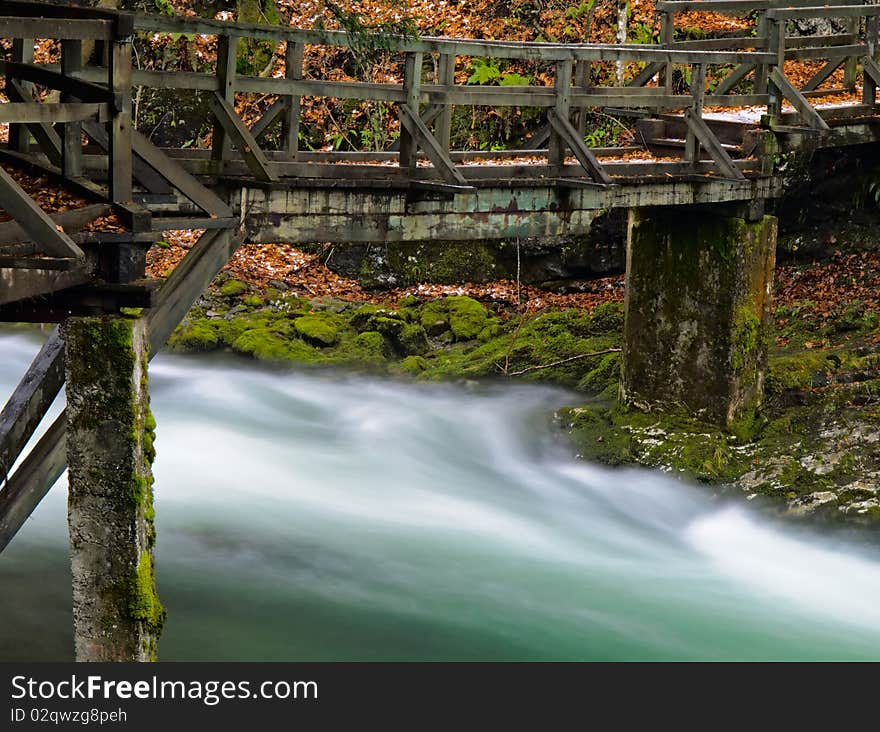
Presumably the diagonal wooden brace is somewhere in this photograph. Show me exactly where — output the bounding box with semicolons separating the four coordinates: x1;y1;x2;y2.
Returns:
547;109;613;185
683;109;746;180
769;68;830;132
210;91;277;183
398;105;469;186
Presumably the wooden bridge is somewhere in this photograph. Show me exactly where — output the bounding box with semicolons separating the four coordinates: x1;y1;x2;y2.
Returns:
0;0;879;660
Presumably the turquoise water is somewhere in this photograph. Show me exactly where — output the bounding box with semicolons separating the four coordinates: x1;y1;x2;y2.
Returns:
2;330;880;661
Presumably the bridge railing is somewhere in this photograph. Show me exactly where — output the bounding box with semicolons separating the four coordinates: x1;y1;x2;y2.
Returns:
2;1;880;191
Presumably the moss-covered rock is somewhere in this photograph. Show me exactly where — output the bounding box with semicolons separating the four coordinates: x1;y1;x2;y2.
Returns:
766;351;832;394
168;320;219;352
446;296;490;341
219;279;248;298
293;315;341;347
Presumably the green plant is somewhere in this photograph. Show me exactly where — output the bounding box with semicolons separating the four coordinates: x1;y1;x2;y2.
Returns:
468;57;502;85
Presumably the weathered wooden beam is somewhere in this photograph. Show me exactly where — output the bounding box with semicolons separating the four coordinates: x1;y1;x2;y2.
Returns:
769;68;830;131
249;97;287;141
108;37;133;204
767;5;880;19
683;109;746;180
0;203;111;246
131;130;232;217
82;121;172;195
549;59;572;172
435;54;456;153
628;61;665;88
281;40;303;158
802;58;845;91
711;62;755;96
61;39;84;180
0;61;111;102
0;329;64;482
0;16;113;39
398;105;469;186
685;63;706;164
547;109;613;185
0;102;109;124
212;34;238;172
0;167;84;258
862;56;880;88
5;78;62;167
0;264;90;304
399;51;424;173
8;38;33;155
209;91;277;182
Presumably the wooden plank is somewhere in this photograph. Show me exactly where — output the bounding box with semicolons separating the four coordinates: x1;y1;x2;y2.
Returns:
0;60;111;102
281;40;303;157
82;120;172;195
769;68;830;131
547;109;613;185
862;56;880;88
785;44;866;61
712;63;755;96
0;413;67;554
768;6;880;19
131;129;232;217
0;264;89;304
398;106;469;186
0;328;63;481
435;53;456;152
60;39;84;180
628;61;665;88
0;101;109;124
399;52;424;173
803;58;845;91
0;16;113;39
8;38;33;155
212;34;238;172
108;38;133;204
549;59;572;171
685;63;705;164
150;216;237;232
389;103;445;151
683;109;745;180
249;96;287;141
210;92;277;182
864;16;880;106
0;203;111;246
5;79;61;166
0;167;84;258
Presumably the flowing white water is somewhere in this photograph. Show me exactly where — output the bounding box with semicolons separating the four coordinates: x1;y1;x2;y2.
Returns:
1;329;879;660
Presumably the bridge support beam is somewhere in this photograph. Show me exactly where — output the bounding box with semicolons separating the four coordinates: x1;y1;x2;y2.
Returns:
62;315;163;662
621;206;777;430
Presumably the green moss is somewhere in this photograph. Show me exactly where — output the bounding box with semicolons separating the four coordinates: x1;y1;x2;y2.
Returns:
293;315;341;347
399;355;428;375
766;351;832;394
731;305;761;371
446;296;489;341
233;327;319;362
219;279;248;298
351;331;388;362
243;295;264;308
129;550;165;634
589;302;624;333
168;320;220;352
420;300;450;336
397;323;429;355
577;352;621;394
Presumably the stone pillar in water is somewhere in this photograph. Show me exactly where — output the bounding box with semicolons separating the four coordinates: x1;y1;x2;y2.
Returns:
62;315;163;662
621;206;777;430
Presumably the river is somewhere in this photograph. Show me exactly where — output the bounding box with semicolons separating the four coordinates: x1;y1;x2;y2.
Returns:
1;329;879;661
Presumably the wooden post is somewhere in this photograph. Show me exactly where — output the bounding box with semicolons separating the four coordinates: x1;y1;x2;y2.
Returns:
281;40;303;158
661;10;674;95
845;16;859;92
63;315;164;662
9;38;34;154
549;59;572;172
212;34;239;174
108;35;133;204
685;63;705;164
575;59;589;138
61;39;84;179
766;17;783;123
399;51;423;174
435;53;455;153
865;15;879;106
753;11;768;95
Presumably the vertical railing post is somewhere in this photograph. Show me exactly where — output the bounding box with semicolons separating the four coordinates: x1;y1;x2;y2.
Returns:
864;14;879;106
212;33;238;174
661;10;674;95
766;16;784;124
845;15;860;91
281;40;303;158
574;59;589;138
9;38;33;154
61;39;84;179
685;62;705;165
435;52;455;153
398;51;423;174
108;31;133;204
549;59;572;173
753;10;768;95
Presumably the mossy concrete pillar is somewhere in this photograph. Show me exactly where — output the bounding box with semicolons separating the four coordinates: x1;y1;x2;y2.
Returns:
621;206;777;429
62;315;163;662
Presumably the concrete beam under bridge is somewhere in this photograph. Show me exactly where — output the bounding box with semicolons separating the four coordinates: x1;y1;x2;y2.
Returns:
219;177;781;245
